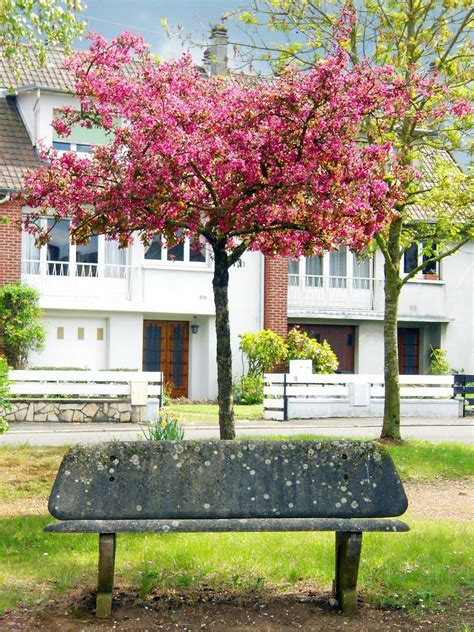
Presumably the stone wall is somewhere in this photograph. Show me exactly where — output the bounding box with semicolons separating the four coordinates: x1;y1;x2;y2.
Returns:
2;399;147;423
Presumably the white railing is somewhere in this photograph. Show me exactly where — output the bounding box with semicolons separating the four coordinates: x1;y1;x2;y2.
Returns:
288;275;382;312
22;259;130;280
8;370;163;405
264;373;458;420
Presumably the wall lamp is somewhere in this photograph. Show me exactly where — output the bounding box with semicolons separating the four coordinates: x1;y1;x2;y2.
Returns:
191;316;200;335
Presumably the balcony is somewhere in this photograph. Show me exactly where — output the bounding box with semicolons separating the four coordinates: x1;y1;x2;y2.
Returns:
288;274;384;317
22;259;134;300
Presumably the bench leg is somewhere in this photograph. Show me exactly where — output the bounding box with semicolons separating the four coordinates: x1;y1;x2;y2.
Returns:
96;533;116;618
333;531;362;615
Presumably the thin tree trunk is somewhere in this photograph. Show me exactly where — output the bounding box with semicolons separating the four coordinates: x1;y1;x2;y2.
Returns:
381;220;403;440
212;244;236;439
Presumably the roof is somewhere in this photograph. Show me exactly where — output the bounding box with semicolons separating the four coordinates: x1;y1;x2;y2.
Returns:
0;47;73;92
407;146;471;222
0;97;42;191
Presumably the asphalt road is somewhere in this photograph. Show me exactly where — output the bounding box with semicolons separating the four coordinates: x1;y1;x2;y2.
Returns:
1;417;472;445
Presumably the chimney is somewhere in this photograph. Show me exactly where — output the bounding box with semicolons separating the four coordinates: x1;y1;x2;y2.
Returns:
208;23;229;77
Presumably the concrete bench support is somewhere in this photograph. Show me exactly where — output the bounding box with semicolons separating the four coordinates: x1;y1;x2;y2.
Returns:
334;531;362;615
96;533;116;619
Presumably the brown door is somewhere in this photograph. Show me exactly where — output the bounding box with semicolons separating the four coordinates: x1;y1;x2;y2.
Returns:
143;320;189;398
292;324;355;373
398;328;420;375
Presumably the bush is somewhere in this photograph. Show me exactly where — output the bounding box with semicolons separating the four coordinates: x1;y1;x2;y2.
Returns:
0;356;11;434
0;283;46;369
428;347;451;375
287;327;339;373
233;373;264;405
141;411;184;441
239;330;287;376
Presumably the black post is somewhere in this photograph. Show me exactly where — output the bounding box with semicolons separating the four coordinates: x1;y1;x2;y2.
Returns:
283;373;288;421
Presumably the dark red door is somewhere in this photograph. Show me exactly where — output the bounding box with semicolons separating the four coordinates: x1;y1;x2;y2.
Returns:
292;324;355;373
398;328;420;374
143;320;189;397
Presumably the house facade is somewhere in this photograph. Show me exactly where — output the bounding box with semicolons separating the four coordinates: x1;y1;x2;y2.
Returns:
0;31;472;400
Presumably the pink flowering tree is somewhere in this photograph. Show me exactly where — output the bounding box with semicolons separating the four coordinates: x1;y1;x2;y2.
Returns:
23;32;410;439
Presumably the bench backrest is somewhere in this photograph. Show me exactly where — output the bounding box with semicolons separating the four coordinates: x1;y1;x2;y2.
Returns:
49;440;408;521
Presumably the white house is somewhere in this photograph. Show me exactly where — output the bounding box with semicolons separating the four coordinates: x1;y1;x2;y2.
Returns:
0;30;472;401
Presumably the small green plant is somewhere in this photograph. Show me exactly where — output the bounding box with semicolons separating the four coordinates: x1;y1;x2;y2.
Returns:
0;356;11;434
0;283;46;369
141;411;184;441
233;373;264;405
287;327;339;373
239;330;287;376
428;347;451;375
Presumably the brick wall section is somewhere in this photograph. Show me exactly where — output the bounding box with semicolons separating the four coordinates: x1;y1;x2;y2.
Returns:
0;199;22;286
263;256;289;339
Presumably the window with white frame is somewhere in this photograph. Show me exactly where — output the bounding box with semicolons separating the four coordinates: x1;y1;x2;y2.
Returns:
144;230;207;266
403;243;439;278
288;248;373;287
21;218;127;278
52;109;111;154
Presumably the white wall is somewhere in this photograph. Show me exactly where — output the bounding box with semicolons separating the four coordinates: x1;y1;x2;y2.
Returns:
106;313;143;370
441;241;474;373
356;322;384;373
29;315;107;369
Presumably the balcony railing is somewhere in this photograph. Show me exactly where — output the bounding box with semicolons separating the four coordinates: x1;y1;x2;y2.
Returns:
288;274;383;313
22;259;133;299
22;259;130;279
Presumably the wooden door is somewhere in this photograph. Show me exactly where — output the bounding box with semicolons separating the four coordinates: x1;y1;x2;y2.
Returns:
292;324;355;373
143;320;189;398
398;328;420;375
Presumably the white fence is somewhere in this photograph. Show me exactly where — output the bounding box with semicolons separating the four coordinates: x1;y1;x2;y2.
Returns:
263;373;460;420
9;370;163;406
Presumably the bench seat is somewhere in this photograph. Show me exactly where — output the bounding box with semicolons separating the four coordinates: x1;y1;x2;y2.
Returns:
46;517;409;533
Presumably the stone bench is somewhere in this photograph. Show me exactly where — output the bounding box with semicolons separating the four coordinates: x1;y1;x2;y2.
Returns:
45;440;409;618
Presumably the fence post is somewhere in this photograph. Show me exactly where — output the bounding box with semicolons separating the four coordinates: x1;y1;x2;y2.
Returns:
283;374;288;421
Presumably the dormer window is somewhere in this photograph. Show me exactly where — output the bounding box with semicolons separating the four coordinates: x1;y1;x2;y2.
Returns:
52;109;109;153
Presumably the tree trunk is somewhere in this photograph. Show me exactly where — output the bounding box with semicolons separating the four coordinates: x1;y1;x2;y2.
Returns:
381;220;403;440
212;245;236;439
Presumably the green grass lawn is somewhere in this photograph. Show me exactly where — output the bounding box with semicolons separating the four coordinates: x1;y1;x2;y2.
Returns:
166;402;263;422
0;439;473;616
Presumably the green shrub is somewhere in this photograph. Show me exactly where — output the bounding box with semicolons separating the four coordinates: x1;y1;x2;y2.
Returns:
0;283;46;369
239;330;287;376
0;356;11;434
287;327;339;373
428;347;451;375
233;373;264;405
141;411;184;441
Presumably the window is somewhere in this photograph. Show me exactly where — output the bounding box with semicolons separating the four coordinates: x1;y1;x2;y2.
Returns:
305;255;323;287
77;327;85;340
52;109;111;153
143;233;208;266
403;243;418;274
353;256;371;289
329;247;347;288
403;243;439;279
22;219;128;278
47;219;70;275
97;328;104;341
57;327;64;340
76;234;99;277
288;259;299;286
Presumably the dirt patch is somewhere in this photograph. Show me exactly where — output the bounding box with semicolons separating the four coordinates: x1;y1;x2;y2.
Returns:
0;496;48;516
1;589;472;631
404;479;474;521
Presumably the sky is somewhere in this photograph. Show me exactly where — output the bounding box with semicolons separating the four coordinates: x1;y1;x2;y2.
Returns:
78;0;244;66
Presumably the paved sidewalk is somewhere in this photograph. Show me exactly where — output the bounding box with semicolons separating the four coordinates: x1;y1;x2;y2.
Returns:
1;416;472;445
